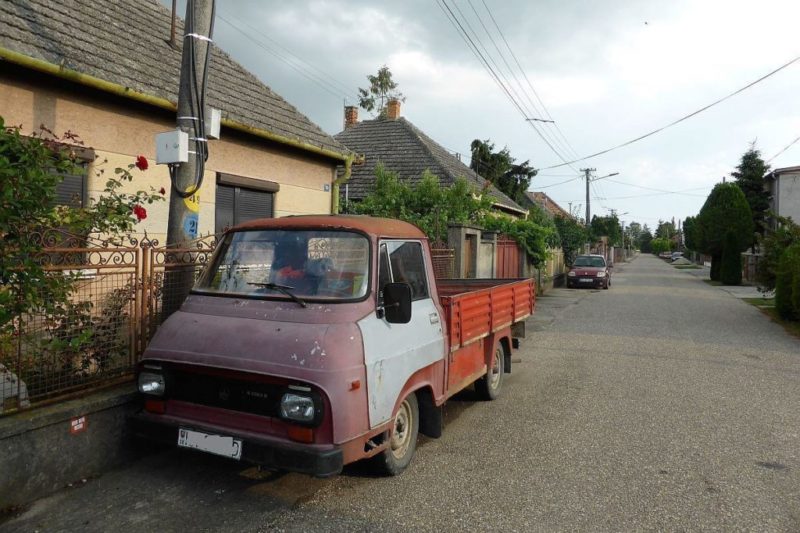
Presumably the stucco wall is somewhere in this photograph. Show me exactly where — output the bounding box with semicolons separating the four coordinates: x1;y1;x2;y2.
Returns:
0;69;336;243
777;172;800;223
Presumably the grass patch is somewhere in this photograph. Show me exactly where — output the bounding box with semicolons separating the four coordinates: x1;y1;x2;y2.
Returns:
703;279;723;286
673;265;702;269
742;298;800;339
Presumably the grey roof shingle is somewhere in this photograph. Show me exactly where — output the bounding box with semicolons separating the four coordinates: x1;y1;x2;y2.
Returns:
0;0;348;158
334;117;525;212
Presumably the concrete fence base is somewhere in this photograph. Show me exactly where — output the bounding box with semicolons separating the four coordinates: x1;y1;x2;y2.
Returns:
0;384;140;509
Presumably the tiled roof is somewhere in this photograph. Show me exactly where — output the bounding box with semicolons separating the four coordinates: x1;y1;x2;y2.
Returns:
0;0;348;158
524;191;571;218
334;117;525;213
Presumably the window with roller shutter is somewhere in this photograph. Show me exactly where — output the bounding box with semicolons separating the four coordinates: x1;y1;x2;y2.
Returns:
215;175;277;234
53;165;87;208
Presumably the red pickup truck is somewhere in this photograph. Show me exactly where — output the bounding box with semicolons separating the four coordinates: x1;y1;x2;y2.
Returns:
132;216;534;476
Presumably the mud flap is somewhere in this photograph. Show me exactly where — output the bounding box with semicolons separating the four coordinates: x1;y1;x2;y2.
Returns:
417;392;443;438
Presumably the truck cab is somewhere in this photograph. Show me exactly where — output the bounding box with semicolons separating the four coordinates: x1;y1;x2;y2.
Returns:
132;216;534;476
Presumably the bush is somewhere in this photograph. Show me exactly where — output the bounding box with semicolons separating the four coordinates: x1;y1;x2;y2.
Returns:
757;215;800;293
775;244;800;320
720;231;742;285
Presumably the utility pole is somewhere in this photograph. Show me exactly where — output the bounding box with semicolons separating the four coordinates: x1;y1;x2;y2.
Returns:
164;0;214;318
166;0;214;247
581;168;595;225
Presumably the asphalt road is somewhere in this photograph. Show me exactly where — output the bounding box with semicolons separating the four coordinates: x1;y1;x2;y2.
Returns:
5;254;800;532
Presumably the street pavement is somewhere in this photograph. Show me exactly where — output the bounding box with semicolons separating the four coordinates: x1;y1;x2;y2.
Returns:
4;254;800;532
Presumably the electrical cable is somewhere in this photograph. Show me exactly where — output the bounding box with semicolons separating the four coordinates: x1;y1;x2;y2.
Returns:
766;134;800;163
537;53;800;170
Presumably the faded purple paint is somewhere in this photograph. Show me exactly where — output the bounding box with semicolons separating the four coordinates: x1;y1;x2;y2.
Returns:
142;294;370;443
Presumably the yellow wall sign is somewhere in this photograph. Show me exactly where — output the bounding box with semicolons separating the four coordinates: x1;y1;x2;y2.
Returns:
184;192;200;213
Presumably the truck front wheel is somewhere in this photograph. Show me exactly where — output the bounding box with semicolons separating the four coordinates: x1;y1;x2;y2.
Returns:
476;340;505;400
372;393;419;476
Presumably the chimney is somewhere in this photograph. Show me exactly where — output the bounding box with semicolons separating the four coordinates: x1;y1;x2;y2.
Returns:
344;105;358;129
386;99;401;120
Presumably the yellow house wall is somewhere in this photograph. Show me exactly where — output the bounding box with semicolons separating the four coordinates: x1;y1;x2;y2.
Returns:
0;71;335;243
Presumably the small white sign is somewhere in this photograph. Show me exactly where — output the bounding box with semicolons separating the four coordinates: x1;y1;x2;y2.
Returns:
177;428;242;460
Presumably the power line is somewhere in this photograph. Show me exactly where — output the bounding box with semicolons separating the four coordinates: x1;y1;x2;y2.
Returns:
538;53;800;170
767;134;800;163
436;0;576;169
605;178;713;196
216;12;358;103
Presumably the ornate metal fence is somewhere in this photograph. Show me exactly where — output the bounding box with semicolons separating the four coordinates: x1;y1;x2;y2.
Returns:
1;230;218;415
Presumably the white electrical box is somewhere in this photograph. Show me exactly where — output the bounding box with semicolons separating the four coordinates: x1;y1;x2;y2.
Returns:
205;108;221;140
155;130;189;164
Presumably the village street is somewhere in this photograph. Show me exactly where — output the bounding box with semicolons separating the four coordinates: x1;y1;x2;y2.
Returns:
4;255;800;532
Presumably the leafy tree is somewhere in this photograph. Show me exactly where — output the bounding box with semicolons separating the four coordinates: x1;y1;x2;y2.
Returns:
775;243;800;320
626;221;642;245
469;139;536;205
656;219;677;240
358;65;405;118
590;214;621;246
720;231;743;285
346;164;491;242
757;214;800;293
554;215;588;265
639;226;654;253
527;205;561;249
731;143;770;247
481;215;554;266
683;216;697;251
651;238;672;255
694;182;754;281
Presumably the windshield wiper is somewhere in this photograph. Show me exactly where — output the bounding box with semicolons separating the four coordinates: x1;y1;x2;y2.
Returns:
247;282;307;308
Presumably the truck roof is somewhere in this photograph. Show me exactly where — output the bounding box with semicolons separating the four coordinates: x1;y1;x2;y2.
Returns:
233;215;428;240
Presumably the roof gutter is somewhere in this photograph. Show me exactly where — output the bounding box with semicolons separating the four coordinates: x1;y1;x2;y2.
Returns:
0;46;351;163
331;154;354;214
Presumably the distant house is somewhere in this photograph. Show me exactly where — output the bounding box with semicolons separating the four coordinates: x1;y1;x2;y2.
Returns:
521;191;571;219
333;102;526;217
764;166;800;225
0;0;351;242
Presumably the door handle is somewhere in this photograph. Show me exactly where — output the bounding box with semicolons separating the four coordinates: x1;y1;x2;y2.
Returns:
429;312;440;324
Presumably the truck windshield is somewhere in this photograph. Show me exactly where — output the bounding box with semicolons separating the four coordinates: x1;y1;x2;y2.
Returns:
195;230;370;301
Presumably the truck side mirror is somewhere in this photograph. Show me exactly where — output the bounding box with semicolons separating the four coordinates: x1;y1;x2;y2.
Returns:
382;282;412;324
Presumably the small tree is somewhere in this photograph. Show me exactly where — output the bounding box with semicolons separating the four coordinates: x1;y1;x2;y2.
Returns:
469;139;537;205
651;238;672;255
695;183;754;281
775;243;800;319
554;215;588;265
731;143;770;247
683;216;697;251
358;66;405;118
756;214;800;293
590;214;621;246
720;231;742;285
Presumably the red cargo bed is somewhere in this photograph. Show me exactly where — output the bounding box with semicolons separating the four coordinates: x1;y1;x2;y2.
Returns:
437;278;535;351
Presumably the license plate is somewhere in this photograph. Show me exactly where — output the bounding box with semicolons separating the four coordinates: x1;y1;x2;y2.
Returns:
178;428;242;460
579;278;593;282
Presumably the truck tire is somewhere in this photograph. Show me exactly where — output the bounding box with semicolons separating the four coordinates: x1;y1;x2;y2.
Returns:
476;340;505;400
372;393;419;476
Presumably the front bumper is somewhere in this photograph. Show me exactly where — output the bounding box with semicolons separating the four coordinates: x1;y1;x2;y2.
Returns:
129;412;343;478
567;277;607;288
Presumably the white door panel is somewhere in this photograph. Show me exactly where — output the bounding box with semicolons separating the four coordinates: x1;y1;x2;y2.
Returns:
358;297;445;428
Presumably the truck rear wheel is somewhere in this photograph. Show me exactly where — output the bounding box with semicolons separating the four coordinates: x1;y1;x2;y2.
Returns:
476;340;504;401
372;393;419;476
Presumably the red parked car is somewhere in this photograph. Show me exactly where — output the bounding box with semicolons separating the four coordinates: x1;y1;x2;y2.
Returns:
566;254;611;289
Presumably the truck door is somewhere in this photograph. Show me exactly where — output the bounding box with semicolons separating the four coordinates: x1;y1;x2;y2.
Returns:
357;240;445;428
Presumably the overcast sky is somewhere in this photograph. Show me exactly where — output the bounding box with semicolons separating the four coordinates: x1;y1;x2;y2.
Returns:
162;0;800;229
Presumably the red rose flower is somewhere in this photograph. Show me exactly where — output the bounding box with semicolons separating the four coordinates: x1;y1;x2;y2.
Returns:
135;155;149;171
132;205;147;222
159;187;166;195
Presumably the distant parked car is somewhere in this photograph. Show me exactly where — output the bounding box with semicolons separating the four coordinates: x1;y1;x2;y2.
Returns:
671;251;684;261
658;251;672;260
566;254;610;289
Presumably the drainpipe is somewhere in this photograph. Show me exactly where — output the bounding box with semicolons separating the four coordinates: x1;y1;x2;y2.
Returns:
331;154;354;214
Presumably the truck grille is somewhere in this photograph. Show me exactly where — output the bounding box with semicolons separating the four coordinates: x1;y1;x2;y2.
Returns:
169;370;284;418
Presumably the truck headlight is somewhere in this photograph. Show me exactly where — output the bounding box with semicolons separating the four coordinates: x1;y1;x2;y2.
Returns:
567;271;576;277
596;271;606;278
138;371;166;396
280;393;316;423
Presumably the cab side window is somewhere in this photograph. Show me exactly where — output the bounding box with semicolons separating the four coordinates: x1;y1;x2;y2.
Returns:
379;241;429;301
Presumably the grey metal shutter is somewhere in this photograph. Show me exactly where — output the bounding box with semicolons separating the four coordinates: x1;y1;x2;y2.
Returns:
236;188;273;225
215;184;235;234
54;173;85;207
